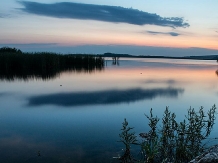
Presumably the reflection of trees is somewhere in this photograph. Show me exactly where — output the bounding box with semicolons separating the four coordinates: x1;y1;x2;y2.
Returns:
216;59;218;76
0;66;104;81
0;49;104;81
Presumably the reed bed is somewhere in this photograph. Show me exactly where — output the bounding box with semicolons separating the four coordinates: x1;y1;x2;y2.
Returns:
0;47;104;81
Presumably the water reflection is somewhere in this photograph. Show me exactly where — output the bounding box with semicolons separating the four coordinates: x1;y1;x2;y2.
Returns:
0;66;104;81
216;70;218;76
143;79;176;84
27;87;184;107
0;92;8;97
112;57;120;66
1;58;218;163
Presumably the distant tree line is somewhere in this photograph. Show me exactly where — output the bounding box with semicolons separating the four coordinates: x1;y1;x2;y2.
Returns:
0;47;104;81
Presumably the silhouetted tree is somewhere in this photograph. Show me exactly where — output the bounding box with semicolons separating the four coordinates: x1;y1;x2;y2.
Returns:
0;47;22;53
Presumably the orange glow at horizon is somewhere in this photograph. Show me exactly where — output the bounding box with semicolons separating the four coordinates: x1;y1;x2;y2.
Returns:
55;33;218;50
1;23;218;50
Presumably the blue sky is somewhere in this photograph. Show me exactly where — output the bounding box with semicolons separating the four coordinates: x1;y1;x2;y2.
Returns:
0;0;218;56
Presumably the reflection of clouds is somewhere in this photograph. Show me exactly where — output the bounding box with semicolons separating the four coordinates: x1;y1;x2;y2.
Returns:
143;79;176;84
0;92;9;97
27;87;184;107
0;93;5;97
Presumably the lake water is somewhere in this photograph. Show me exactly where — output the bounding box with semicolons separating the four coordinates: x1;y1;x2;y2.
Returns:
0;58;218;163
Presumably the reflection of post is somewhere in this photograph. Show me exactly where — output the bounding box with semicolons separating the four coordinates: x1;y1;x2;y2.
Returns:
112;57;120;65
216;70;218;76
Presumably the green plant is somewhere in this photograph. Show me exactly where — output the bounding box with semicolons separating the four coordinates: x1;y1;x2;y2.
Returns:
118;118;138;163
117;105;217;163
140;108;159;163
158;107;177;162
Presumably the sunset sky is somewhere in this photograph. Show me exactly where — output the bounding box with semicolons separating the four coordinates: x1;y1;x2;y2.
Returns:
1;0;218;56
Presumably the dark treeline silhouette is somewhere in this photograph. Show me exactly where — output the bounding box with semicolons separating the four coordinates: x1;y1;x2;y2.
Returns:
0;47;104;81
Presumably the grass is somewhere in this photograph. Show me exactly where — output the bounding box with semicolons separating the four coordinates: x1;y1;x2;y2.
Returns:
0;47;105;81
117;105;217;163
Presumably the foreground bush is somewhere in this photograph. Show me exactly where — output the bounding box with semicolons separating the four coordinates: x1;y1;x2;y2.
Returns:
117;105;217;163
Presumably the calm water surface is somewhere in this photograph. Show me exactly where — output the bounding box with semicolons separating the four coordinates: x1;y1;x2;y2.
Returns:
0;58;218;163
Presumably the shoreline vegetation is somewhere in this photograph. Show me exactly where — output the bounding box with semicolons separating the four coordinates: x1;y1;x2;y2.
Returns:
0;47;104;81
116;105;217;163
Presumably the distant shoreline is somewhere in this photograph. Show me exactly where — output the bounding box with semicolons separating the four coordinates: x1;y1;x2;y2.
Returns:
102;53;218;61
0;47;218;61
